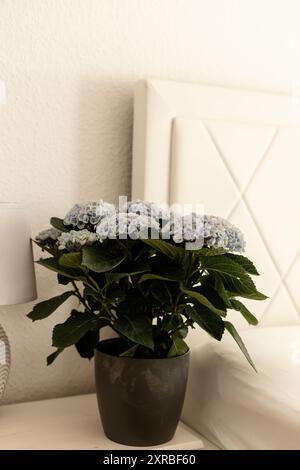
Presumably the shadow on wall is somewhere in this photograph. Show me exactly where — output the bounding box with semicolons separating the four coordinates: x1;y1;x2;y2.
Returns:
77;79;134;204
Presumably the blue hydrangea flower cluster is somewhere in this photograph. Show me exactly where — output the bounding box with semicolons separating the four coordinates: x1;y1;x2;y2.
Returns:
162;212;245;252
120;200;170;220
96;213;160;241
36;200;245;253
36;228;61;245
63;201;116;229
162;212;205;244
203;215;245;252
57;230;98;252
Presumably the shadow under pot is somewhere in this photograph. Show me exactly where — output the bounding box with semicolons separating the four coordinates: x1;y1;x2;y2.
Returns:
94;338;190;447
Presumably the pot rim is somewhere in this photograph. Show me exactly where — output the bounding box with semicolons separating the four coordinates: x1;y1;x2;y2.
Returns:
95;338;190;361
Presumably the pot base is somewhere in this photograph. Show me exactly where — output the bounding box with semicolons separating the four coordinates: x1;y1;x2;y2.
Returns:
95;338;189;447
103;429;175;448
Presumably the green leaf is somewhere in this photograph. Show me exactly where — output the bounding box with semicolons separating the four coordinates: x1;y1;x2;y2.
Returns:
162;314;182;332
201;255;248;279
82;243;126;273
139;273;180;283
150;281;170;304
47;348;64;365
117;289;146;316
194;284;227;311
120;344;139;357
224;321;256;371
168;336;189;357
105;273;128;283
59;252;82;268
222;274;268;300
83;286;99;299
27;291;74;321
105;260;149;283
50;217;68;232
185;305;225;340
57;273;72;285
149;256;185;279
224;254;259;275
201;256;267;300
52;311;101;348
141;239;185;261
37;257;85;280
229;299;259;325
75;329;99;359
106;285;126;303
178;326;188;339
188;246;228;256
33;239;55;255
181;288;226;317
203;274;229;304
114;315;154;349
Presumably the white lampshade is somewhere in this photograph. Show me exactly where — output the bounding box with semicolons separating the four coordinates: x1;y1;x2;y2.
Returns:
0;203;37;305
0;80;6;105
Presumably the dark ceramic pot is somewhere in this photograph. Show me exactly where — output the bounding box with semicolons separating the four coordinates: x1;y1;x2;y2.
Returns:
94;338;190;447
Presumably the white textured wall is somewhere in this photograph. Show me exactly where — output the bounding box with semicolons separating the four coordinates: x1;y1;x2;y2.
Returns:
1;0;300;404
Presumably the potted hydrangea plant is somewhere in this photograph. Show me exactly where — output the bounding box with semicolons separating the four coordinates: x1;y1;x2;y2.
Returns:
28;200;266;446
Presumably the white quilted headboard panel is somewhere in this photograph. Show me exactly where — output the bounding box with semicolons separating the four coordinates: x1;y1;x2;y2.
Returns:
132;79;300;329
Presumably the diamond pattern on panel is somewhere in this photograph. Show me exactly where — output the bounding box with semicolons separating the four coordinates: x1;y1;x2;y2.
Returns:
285;253;300;312
170;119;240;217
199;121;300;326
245;128;300;274
205;121;277;190
229;200;280;321
259;286;300;326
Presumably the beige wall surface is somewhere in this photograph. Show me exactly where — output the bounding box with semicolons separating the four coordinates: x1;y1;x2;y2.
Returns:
0;0;300;404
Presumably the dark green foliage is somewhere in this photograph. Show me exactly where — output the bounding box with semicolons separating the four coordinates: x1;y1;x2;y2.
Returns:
185;305;225;341
27;291;74;321
50;217;69;232
82;241;126;273
75;330;100;359
30;235;265;369
52;310;110;348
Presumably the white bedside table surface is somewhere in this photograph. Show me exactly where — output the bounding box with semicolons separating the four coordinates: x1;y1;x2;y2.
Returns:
0;393;207;450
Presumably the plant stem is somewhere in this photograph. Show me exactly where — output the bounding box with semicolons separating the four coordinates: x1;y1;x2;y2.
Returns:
71;281;92;313
101;302;116;321
80;267;100;293
174;292;183;314
87;274;100;292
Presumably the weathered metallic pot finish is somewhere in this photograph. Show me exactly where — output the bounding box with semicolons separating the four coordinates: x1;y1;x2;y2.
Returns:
94;339;190;447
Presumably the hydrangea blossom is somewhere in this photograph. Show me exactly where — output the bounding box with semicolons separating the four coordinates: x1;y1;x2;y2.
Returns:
203;215;245;252
63;201;116;229
162;212;245;252
120;200;170;221
36;228;61;245
96;213;160;241
60;199;245;253
58;229;98;252
162;212;205;244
